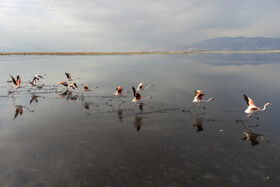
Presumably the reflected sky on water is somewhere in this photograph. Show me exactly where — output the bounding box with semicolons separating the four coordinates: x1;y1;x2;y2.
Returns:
0;54;280;186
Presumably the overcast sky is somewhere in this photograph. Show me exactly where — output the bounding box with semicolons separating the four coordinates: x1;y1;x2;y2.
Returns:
1;0;280;51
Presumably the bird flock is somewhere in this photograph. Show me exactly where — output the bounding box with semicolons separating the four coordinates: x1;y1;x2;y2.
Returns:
5;72;273;118
2;72;274;145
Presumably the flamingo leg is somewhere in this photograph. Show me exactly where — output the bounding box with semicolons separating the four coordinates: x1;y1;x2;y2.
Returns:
197;102;206;110
118;97;125;103
261;136;270;143
187;103;196;111
22;106;34;112
106;96;114;104
244;114;259;120
130;103;137;111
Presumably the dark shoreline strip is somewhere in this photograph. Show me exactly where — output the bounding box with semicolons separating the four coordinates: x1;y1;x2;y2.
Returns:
1;50;280;56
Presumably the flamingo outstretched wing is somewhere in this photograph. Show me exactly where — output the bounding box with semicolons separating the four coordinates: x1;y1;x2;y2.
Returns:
244;95;256;107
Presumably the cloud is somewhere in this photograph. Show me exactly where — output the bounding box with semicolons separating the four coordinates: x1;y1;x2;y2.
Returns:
0;0;279;51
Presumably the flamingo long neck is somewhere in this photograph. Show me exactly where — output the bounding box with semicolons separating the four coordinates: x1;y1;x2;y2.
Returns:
144;84;152;90
123;91;129;96
202;98;214;102
207;98;213;102
142;96;152;101
261;103;270;111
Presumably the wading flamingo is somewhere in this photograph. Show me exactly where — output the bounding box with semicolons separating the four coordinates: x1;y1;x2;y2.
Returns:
187;90;214;111
243;94;272;120
65;72;79;81
136;82;153;91
132;86;152;104
9;74;21;89
106;86;129;104
81;84;99;95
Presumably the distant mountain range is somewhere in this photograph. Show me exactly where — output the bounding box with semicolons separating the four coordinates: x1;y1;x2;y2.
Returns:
150;37;280;52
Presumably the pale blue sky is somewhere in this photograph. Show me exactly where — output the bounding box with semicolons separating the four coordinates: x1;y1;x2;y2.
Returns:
0;0;279;51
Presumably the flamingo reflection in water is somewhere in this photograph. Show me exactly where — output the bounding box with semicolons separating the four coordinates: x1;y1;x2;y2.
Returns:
81;95;99;111
188;110;206;132
236;120;270;146
183;108;216;133
134;115;142;131
106;98;125;123
30;94;45;104
12;96;34;120
59;90;78;102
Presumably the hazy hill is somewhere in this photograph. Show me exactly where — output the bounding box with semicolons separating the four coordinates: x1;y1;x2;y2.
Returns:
168;37;280;51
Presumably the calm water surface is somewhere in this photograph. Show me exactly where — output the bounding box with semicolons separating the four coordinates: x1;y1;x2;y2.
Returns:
0;54;280;186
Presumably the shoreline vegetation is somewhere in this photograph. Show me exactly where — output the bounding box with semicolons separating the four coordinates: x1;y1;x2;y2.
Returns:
1;50;280;56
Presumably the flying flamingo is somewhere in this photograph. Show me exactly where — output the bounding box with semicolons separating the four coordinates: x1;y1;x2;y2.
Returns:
106;86;129;104
243;94;272;120
114;86;129;96
60;81;68;87
136;82;153;91
81;84;99;95
69;83;78;89
29;76;38;87
9;74;21;89
132;86;152;104
130;87;152;111
187;90;214;111
34;74;47;81
65;72;79;81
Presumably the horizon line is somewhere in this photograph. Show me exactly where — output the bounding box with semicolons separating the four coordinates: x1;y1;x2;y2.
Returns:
1;50;280;56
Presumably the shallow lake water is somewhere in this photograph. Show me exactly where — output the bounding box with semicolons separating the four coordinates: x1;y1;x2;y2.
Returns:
0;53;280;186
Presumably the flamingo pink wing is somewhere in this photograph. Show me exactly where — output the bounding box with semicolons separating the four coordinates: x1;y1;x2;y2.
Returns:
248;97;256;107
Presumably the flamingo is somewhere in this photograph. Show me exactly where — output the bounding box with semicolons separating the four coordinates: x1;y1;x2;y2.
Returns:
187;90;214;111
9;74;21;89
243;94;272;120
65;72;72;81
59;82;77;89
136;82;153;91
130;87;152;111
60;81;68;87
114;86;129;96
106;86;129;104
69;83;78;89
34;74;46;80
132;86;152;104
81;84;99;95
29;76;37;87
65;72;79;81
